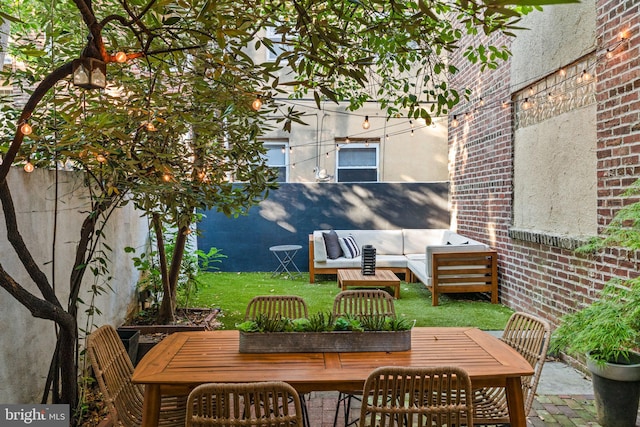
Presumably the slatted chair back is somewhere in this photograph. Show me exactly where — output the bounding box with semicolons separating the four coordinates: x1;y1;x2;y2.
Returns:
473;311;551;424
86;325;185;427
359;366;474;427
185;381;304;427
332;289;396;318
244;295;309;321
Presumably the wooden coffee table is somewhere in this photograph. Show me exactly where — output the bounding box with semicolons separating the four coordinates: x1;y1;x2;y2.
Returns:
337;269;401;298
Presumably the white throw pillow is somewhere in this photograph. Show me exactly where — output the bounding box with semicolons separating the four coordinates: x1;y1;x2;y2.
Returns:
339;234;361;259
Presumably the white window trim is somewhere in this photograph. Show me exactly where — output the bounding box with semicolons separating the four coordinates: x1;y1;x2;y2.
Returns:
263;141;289;182
336;142;380;182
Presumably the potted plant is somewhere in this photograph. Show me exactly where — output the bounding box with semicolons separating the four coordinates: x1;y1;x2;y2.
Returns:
551;180;640;427
237;312;413;353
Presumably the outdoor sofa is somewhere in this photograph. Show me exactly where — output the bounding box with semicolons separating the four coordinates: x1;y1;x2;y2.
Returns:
309;229;498;305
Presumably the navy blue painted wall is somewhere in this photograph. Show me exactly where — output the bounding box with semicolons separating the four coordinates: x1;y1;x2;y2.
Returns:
197;182;450;272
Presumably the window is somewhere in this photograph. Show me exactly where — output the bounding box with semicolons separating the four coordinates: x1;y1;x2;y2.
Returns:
336;142;379;182
263;141;288;182
265;27;287;61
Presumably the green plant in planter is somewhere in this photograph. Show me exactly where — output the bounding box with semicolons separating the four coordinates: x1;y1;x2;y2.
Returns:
551;179;640;364
550;277;640;366
236;311;412;333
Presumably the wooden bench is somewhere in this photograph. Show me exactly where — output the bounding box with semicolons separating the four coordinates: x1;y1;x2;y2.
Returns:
428;250;498;306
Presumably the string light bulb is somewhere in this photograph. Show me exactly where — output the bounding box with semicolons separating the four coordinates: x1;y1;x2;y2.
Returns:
96;154;107;163
409;120;414;129
114;51;127;63
362;116;370;129
451;115;459;128
336;144;341;151
20;122;33;136
410;129;415;137
281;146;285;154
522;98;532;110
23;161;34;173
251;96;263;111
162;173;172;182
146;122;156;132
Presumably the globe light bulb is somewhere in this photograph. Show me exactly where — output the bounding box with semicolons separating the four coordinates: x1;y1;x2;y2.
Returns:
163;173;172;182
20;122;33;135
96;154;107;163
23;161;34;173
114;51;127;63
251;97;263;111
362;116;370;129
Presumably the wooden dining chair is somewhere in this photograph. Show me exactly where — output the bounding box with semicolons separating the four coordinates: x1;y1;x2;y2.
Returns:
185;381;304;427
359;366;474;427
332;289;396;427
332;289;396;318
473;311;551;425
86;324;186;427
244;295;309;320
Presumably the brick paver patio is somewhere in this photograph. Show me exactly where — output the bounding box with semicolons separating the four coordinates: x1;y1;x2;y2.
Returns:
306;392;640;427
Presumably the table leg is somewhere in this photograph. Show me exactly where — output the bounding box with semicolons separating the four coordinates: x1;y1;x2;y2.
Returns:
505;376;526;427
141;384;161;427
271;250;302;279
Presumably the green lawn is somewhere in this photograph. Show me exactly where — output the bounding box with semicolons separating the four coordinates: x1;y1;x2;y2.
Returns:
181;272;514;330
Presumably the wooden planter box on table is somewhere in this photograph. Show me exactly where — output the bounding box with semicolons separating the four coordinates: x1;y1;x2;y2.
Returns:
239;330;411;353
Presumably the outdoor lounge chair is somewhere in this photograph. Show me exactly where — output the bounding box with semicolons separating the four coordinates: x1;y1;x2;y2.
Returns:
473;311;551;425
185;381;304;427
86;324;186;426
359;366;474;427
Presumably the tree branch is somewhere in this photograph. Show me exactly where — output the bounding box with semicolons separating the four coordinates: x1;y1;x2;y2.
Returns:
0;180;63;307
0;62;73;183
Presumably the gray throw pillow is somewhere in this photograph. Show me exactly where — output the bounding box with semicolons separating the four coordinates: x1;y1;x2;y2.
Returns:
323;230;344;259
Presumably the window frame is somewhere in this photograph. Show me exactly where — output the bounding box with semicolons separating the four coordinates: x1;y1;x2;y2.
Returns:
335;140;380;183
262;140;289;183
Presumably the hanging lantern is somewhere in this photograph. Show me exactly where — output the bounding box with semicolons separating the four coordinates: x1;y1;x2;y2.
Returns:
361;245;376;276
72;57;107;89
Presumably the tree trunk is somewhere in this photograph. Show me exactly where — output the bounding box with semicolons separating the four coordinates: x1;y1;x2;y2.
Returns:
155;215;174;323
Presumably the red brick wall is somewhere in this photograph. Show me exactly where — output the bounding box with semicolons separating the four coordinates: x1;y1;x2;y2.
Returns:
448;2;640;327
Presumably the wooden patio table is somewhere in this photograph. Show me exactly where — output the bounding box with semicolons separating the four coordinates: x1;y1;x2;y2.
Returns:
132;327;533;427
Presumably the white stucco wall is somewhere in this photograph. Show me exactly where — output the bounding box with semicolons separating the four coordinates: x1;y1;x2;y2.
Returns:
513;105;597;235
510;1;597;92
510;0;598;237
0;168;148;404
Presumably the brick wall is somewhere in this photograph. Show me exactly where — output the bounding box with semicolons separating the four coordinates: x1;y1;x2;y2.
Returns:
448;1;640;326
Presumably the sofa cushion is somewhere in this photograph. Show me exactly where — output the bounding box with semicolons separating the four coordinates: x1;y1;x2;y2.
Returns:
323;230;343;259
337;230;403;255
402;229;447;255
339;234;361;258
